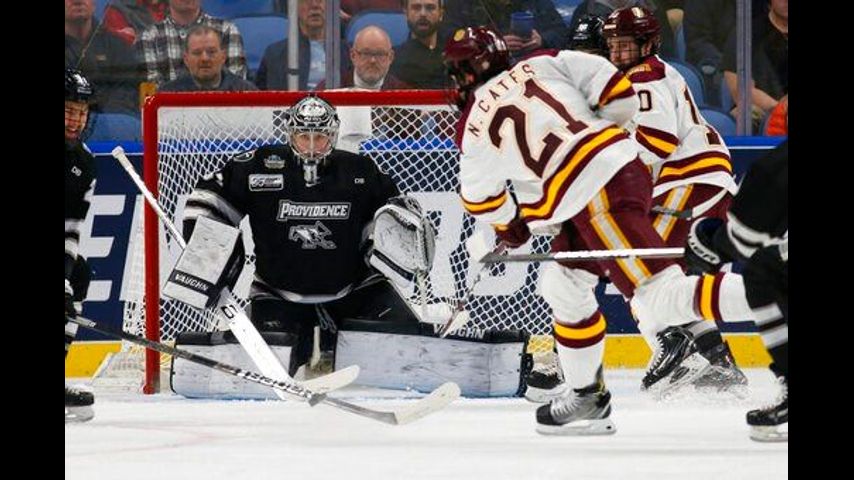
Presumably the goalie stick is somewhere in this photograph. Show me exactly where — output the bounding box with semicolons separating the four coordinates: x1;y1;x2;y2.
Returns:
437;241;508;338
480;247;685;264
70;315;461;425
112;146;295;400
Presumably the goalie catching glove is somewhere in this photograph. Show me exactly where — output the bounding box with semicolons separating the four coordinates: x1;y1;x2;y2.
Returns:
368;195;436;289
163;215;245;310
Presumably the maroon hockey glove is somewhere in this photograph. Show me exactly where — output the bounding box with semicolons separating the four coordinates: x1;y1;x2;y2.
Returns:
494;217;531;249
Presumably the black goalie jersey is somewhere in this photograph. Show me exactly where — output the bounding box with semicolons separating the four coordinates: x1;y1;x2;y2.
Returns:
65;141;97;279
184;145;400;296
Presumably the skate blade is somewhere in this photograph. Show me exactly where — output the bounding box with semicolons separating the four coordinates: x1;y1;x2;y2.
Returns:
524;383;569;404
65;405;94;424
749;424;788;442
536;417;616;436
647;353;712;400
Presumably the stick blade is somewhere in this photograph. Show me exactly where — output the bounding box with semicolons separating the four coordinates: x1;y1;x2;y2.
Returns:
391;382;461;425
302;365;360;394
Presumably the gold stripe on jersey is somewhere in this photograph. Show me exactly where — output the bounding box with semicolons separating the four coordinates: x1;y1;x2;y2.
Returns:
698;274;716;320
599;72;634;107
588;191;652;286
462;190;508;214
554;314;606;340
653;185;693;241
636;125;678;158
520;127;627;221
658;153;732;181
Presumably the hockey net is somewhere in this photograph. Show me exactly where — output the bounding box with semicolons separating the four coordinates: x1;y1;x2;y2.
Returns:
100;90;555;394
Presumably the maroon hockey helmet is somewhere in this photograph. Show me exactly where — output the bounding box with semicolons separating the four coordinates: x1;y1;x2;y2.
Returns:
442;26;510;107
602;6;661;59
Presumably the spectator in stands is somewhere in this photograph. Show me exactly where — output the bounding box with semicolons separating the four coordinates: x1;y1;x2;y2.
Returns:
567;1;681;59
684;0;766;103
764;93;787;136
160;26;259;92
442;0;568;56
722;0;787;131
390;0;448;89
276;0;398;24
258;0;349;90
103;0;168;46
65;0;142;114
139;0;247;86
317;26;410;90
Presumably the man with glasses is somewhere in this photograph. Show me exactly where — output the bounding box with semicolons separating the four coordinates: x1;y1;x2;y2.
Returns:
317;26;411;90
390;0;449;89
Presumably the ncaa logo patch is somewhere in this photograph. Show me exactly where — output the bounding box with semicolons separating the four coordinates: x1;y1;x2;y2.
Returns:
264;154;285;169
249;174;284;191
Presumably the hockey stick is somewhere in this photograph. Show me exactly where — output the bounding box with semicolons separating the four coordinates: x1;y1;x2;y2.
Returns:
70;315;461;425
650;188;730;220
480;247;685;264
112;146;295;401
70;315;326;405
437;241;508;338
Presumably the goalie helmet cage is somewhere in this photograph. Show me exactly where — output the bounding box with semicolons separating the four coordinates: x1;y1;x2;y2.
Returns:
119;90;556;394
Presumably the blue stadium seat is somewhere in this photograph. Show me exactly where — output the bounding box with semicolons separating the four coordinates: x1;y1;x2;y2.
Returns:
346;10;409;46
204;0;275;18
699;107;736;136
674;22;686;62
667;58;705;106
232;15;288;79
89;113;142;142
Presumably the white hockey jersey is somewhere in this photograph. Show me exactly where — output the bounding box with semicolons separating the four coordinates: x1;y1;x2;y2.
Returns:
626;55;737;198
456;49;641;231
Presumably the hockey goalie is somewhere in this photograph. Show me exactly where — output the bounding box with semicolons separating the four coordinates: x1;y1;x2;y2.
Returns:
163;94;530;399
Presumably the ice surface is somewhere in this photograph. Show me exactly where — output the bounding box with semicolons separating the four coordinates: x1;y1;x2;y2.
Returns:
66;368;787;480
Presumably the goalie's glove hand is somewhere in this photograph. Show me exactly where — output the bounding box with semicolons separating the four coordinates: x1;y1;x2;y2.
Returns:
65;279;77;319
685;217;732;275
494;217;531;249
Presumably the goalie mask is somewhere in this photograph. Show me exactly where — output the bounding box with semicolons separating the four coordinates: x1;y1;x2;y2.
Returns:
284;94;340;187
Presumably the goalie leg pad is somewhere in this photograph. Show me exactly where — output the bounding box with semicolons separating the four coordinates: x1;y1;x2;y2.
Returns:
335;319;530;397
170;331;296;399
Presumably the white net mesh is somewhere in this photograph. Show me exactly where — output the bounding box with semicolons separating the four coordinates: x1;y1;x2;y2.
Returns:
109;92;555;393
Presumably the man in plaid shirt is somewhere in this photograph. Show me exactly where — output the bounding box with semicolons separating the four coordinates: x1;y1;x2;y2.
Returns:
138;0;247;85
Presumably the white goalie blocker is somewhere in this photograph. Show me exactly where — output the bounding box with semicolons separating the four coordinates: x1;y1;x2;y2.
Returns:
162;215;243;310
368;195;436;294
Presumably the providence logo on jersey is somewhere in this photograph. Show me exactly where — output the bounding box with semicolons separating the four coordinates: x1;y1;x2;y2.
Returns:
277;200;351;221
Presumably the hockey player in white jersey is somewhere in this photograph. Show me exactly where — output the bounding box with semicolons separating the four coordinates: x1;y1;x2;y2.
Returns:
443;26;757;435
602;6;747;395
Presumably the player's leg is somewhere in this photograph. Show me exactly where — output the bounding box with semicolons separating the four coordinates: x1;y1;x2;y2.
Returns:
743;246;788;441
248;284;318;377
572;160;752;394
66;256;94;423
652;186;746;392
535;256;615;436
